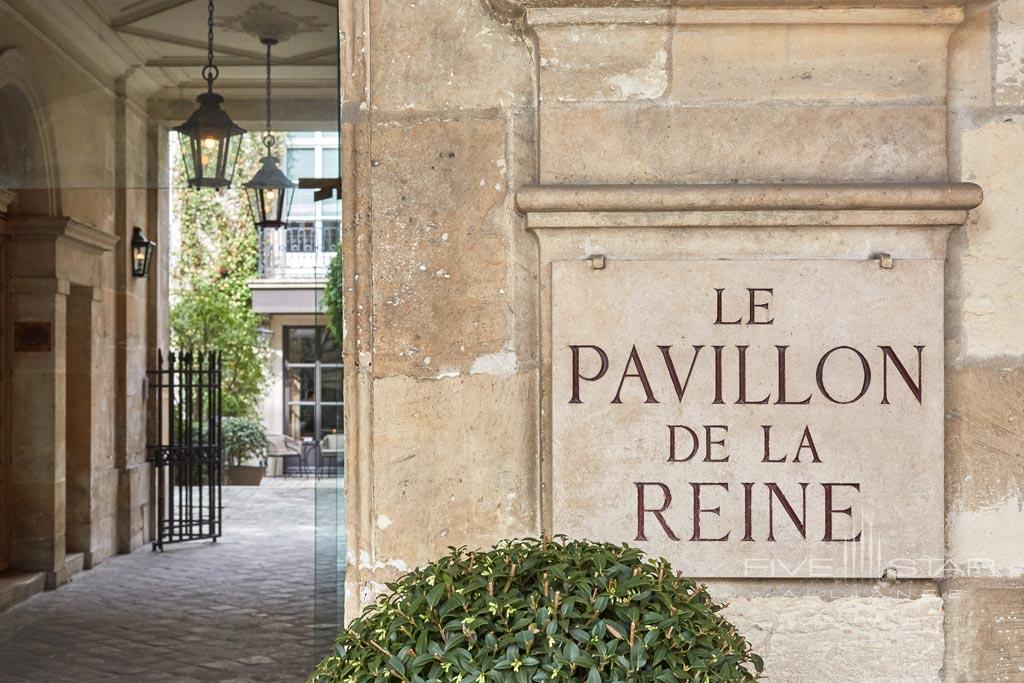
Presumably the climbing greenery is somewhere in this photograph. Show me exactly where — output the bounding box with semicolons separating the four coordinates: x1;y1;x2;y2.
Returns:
311;537;763;682
170;133;270;417
322;240;343;347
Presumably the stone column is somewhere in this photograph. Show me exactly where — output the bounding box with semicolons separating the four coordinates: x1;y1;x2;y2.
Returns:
7;276;67;585
5;217;116;586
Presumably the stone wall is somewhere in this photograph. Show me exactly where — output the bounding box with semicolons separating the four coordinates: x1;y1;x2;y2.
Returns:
340;0;540;608
945;2;1024;679
344;0;1022;679
0;2;161;582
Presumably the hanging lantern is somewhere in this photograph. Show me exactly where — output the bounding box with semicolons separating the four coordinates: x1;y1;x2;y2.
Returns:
245;37;295;230
131;227;156;278
173;0;245;189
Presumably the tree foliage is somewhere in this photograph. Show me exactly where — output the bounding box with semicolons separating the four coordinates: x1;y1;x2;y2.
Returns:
170;134;270;417
311;537;763;682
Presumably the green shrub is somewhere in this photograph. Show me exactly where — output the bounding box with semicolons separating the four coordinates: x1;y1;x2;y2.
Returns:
312;537;763;682
222;416;267;466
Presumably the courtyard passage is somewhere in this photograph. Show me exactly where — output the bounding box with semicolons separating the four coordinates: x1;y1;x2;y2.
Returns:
0;479;333;682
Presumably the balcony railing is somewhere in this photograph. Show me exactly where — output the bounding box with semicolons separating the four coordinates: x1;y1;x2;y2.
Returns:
257;222;339;280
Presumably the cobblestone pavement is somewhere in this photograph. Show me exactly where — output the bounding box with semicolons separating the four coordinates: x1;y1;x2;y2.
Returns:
0;478;341;683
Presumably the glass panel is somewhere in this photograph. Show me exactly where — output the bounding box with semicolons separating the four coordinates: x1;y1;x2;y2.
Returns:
322;147;340;216
287;403;317;439
320;404;344;438
286;366;317;402
320;327;343;363
307;10;344;663
287;148;317;218
291;189;317;218
286;327;317;363
286;147;315;180
321;367;344;403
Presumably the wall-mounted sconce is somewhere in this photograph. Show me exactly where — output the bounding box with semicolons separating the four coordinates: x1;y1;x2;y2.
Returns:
131;227;156;278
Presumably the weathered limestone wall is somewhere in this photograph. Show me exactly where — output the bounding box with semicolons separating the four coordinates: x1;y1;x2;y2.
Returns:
345;0;1022;680
945;3;1024;680
341;0;540;607
530;6;955;184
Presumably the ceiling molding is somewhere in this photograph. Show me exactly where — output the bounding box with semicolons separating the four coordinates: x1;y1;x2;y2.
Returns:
175;78;335;89
109;0;191;28
147;56;336;67
284;47;338;64
116;26;268;60
7;0;339;106
2;0;158;100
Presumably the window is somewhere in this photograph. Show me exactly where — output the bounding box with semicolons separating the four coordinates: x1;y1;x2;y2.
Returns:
283;131;340;254
321;220;340;252
285;223;317;253
284;326;344;441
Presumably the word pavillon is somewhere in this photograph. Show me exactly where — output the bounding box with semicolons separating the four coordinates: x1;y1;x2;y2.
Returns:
569;342;925;407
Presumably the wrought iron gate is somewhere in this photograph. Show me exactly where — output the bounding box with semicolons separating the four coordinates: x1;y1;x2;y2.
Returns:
148;350;223;551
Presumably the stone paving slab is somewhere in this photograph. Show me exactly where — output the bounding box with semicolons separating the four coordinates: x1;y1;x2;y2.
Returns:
0;478;340;682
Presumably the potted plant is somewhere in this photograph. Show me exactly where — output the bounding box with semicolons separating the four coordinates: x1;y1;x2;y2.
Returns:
223;416;267;486
312;537;764;681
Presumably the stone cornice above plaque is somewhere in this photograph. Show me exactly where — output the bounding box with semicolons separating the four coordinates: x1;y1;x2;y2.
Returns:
516;183;984;229
5;217;120;253
488;0;967;24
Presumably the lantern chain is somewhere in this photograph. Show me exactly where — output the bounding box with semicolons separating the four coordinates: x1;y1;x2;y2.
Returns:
202;0;218;92
264;39;275;154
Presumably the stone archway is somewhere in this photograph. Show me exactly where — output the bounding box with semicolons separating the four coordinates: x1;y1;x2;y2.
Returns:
0;48;62;217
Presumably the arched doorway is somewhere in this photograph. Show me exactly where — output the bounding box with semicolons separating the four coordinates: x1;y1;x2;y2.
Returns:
0;48;61;217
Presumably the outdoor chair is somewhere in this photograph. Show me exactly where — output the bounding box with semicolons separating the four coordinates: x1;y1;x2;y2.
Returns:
317;433;344;479
265;434;304;478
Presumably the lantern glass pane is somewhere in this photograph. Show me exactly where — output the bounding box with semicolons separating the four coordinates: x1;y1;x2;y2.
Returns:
178;132;197;186
247;187;265;226
199;136;221;184
222;134;243;188
281;187;295;226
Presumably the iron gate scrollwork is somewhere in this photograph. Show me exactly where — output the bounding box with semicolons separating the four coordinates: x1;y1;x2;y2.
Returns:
148;350;223;551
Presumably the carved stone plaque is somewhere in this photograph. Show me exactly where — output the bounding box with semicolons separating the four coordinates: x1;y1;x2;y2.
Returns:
14;322;52;353
551;259;943;578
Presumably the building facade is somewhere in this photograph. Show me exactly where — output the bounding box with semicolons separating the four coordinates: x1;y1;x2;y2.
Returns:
252;131;342;472
340;1;1024;679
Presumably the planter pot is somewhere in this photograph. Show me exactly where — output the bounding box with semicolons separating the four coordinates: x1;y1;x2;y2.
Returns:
226;464;264;487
